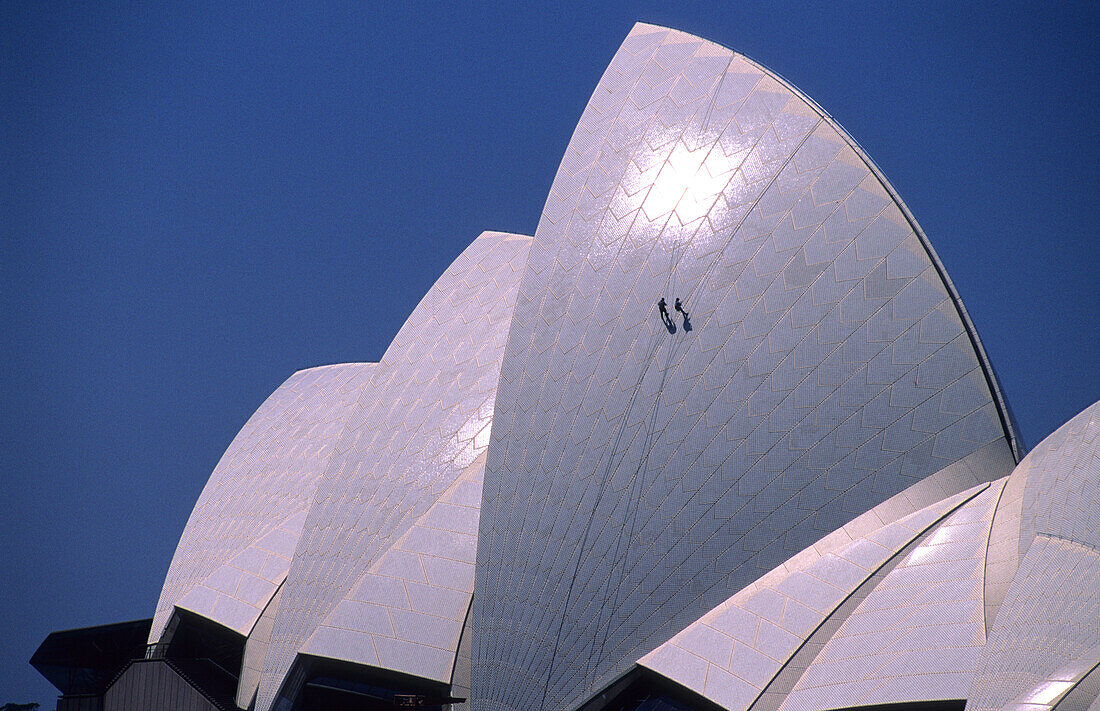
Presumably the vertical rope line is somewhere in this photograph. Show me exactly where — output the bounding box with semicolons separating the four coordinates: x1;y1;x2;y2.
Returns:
588;331;681;682
537;328;666;710
540;50;738;708
701;55;736;132
583;212;697;688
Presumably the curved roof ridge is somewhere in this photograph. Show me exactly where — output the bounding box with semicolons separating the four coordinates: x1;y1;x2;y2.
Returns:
297;449;486;684
474;23;1021;709
255;229;533;711
630;21;1021;461
640;481;991;711
149;362;375;644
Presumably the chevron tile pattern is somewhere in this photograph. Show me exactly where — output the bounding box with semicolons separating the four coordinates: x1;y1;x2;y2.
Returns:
254;232;532;711
472;23;1016;711
968;535;1100;710
968;401;1100;710
150;362;374;642
777;479;1004;710
296;449;486;683
1017;400;1100;552
985;401;1100;636
130;23;1100;711
640;483;988;711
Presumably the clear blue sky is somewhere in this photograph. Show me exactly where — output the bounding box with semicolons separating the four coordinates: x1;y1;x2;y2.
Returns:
2;2;1097;706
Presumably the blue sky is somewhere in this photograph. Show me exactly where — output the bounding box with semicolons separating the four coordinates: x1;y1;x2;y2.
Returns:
2;1;1097;705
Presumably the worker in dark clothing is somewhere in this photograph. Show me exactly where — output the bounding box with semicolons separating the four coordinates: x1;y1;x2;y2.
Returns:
658;297;677;331
658;297;670;322
674;297;692;331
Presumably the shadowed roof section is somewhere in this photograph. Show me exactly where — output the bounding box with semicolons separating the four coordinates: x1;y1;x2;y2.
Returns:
150;363;375;643
472;22;1019;711
255;231;532;711
32;618;152;696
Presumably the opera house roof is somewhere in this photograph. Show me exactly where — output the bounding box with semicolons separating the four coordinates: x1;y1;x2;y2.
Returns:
34;22;1099;711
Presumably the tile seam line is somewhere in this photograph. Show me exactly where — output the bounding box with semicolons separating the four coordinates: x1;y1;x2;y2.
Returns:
491;41;765;683
541;103;829;671
725;46;1021;464
586;314;693;686
494;23;669;454
262;244;523;709
591;126;961;580
739;482;990;711
1048;655;1100;709
544;77;809;675
590;476;988;711
652;17;1019;459
588;485;983;711
304;471;486;633
602;133;1012;589
594;348;992;623
476;32;673;649
979;474;1014;636
152;446;342;643
1034;531;1100;554
537;328;669;710
444;597;476;688
512;36;749;492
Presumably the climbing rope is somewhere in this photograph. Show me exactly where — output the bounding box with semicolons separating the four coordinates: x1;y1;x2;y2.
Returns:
537;52;735;706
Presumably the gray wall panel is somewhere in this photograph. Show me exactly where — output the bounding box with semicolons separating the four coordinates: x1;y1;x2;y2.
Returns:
104;661;218;711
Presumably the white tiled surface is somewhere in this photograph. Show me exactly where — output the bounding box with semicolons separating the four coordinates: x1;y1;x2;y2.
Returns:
983;444;1031;634
142;20;1095;711
639;482;987;710
642;402;1099;711
979;395;1098;638
237;581;285;709
1017;401;1100;553
298;450;485;682
254;232;531;711
151;362;374;641
472;22;1016;711
968;534;1100;711
778;480;1005;710
992;644;1100;711
969;400;1100;711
